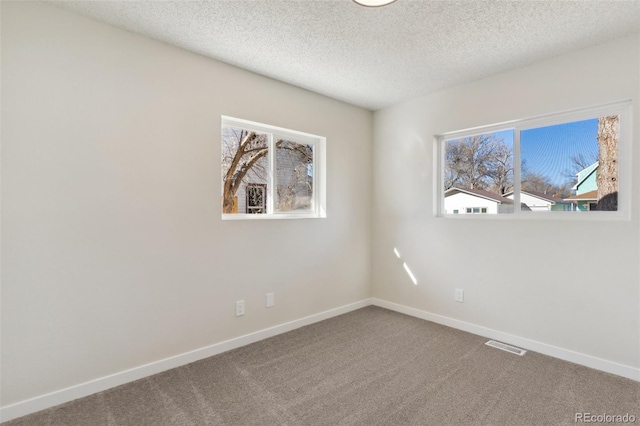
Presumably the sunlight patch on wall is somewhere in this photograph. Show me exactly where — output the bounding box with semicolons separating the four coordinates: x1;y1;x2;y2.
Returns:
394;247;417;285
403;263;418;285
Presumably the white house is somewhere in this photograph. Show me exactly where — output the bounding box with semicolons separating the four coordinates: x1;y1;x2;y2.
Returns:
503;190;572;211
444;187;514;214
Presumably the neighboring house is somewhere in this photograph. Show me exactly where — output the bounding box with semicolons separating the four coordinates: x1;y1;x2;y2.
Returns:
233;145;313;214
572;162;598;195
444;187;514;214
565;162;599;211
503;190;573;211
232;155;269;214
275;142;313;211
565;189;598;211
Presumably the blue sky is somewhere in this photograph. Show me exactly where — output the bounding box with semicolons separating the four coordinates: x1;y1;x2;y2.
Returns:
520;118;598;186
493;119;598;187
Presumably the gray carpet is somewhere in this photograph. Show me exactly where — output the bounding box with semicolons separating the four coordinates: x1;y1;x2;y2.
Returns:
4;306;639;425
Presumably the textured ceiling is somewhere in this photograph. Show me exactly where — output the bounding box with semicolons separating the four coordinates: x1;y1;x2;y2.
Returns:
49;0;640;110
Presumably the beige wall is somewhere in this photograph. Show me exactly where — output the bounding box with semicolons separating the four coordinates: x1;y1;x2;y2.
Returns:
372;35;640;370
1;1;372;405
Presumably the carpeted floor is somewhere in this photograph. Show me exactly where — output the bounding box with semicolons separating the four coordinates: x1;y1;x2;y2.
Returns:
3;306;639;425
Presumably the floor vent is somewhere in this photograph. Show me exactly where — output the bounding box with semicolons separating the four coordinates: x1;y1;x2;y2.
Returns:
485;340;526;356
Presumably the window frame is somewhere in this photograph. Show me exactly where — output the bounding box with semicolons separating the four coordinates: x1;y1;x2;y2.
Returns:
435;100;632;220
221;116;326;220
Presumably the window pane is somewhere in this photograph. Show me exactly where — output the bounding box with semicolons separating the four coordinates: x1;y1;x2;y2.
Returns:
520;116;618;212
221;126;270;214
443;130;514;214
275;139;314;212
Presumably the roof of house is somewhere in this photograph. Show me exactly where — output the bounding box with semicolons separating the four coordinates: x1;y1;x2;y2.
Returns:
503;190;567;204
444;187;513;204
565;190;598;201
572;162;598;190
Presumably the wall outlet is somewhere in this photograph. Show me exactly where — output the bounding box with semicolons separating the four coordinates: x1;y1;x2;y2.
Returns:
236;300;245;316
266;293;275;308
455;288;464;303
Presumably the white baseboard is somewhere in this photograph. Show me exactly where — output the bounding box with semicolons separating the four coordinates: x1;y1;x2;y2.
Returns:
371;298;640;382
0;298;372;423
3;296;637;422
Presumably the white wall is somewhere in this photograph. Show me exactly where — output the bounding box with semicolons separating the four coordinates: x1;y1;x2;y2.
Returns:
372;35;640;372
1;1;372;407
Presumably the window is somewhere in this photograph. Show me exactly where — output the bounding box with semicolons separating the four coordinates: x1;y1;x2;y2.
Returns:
462;207;488;214
443;131;515;215
221;116;326;219
437;101;630;218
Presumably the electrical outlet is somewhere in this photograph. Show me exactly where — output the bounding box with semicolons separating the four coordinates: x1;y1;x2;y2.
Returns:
266;293;275;308
236;300;245;316
455;289;464;303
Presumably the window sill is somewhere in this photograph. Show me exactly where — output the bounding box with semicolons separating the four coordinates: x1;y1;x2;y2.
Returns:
438;210;630;221
222;212;326;220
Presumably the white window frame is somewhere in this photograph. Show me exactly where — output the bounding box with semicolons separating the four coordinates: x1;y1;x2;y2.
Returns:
221;116;326;220
435;100;632;220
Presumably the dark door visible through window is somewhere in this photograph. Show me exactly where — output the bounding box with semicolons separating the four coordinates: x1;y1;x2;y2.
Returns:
246;184;267;214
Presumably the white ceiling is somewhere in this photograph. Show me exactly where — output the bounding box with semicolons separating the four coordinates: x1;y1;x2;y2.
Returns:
50;0;640;111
